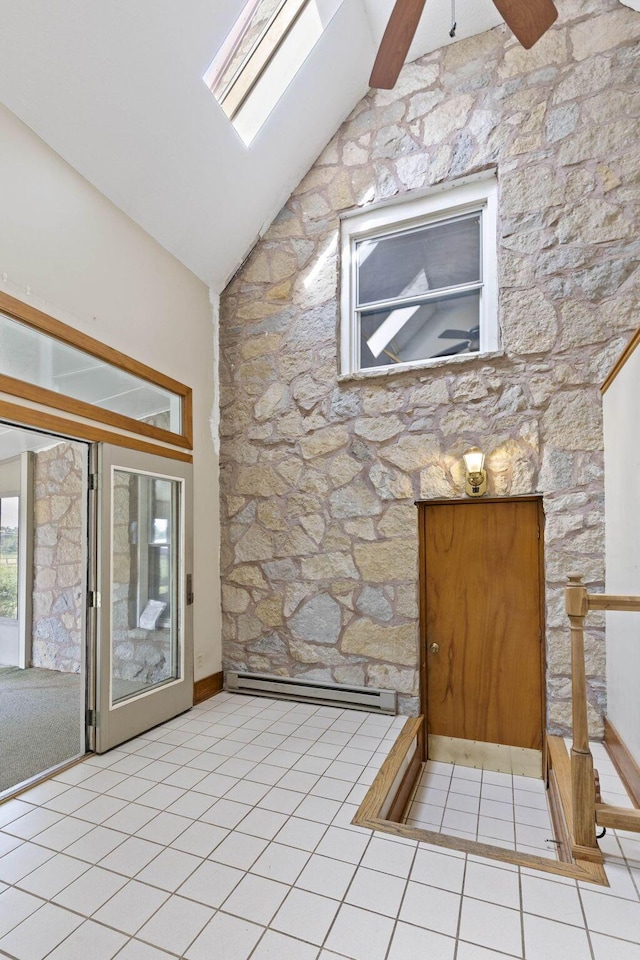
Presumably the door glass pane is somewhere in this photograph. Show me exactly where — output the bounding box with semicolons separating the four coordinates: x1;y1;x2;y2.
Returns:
356;213;481;307
0;496;19;620
111;470;181;705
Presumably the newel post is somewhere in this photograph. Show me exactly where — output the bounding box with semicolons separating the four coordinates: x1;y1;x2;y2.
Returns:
565;574;597;851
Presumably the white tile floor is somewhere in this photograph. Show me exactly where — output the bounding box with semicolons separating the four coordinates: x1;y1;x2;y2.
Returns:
404;760;559;860
0;693;639;960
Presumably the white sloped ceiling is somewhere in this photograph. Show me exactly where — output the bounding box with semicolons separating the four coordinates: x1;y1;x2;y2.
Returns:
0;0;503;290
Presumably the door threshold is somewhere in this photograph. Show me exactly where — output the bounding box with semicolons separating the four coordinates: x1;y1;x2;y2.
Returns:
0;752;90;805
353;718;608;886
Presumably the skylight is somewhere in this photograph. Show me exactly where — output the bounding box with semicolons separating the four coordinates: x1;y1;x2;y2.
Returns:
205;0;343;146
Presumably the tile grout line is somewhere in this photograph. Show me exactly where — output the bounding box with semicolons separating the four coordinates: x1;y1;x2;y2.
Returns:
380;832;421;960
3;701;640;960
452;849;469;960
517;861;525;960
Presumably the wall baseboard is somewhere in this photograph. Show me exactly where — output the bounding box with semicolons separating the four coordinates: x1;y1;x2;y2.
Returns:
604;718;640;809
193;671;224;705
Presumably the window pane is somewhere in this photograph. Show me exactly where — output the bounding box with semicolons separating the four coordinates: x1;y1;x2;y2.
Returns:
359;290;481;369
357;214;481;307
208;0;286;99
208;0;343;147
0;497;19;620
0;312;181;433
111;471;181;705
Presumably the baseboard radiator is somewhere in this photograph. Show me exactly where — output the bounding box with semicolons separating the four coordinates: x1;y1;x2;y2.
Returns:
225;671;397;715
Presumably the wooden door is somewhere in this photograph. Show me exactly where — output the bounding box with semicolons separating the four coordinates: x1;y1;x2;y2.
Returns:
423;498;544;758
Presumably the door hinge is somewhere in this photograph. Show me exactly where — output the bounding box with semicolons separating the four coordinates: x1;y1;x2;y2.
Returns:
186;573;194;606
89;473;100;491
87;709;99;728
537;525;541;540
88;590;102;608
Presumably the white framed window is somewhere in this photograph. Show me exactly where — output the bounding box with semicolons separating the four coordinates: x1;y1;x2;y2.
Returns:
340;174;499;377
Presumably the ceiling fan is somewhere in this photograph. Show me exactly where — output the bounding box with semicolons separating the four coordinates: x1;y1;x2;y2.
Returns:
370;0;558;89
434;325;480;357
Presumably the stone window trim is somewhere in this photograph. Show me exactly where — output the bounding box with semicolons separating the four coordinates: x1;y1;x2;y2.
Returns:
339;171;499;378
336;349;506;385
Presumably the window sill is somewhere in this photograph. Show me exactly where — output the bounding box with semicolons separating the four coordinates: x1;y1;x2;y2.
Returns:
338;349;505;384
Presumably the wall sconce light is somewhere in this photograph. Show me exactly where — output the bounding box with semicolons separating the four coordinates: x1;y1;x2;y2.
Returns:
463;447;487;497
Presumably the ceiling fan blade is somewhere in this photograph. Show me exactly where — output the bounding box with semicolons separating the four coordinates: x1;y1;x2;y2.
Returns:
438;328;474;340
492;0;558;49
369;0;427;89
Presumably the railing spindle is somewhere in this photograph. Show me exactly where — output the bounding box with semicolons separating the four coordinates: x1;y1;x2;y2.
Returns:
565;574;598;851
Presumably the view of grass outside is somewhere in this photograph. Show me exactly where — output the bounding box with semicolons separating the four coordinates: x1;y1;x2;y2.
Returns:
0;496;19;619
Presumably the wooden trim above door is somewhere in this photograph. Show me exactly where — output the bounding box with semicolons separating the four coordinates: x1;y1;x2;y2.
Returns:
0;291;193;449
0;399;193;463
416;494;543;506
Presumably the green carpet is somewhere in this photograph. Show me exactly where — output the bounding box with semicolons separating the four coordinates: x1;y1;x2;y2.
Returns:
0;666;83;793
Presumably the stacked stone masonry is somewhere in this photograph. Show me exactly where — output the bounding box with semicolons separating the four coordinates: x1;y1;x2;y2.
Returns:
32;441;84;674
219;0;640;735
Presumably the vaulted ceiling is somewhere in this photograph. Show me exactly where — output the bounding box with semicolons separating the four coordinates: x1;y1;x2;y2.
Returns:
0;0;509;290
0;0;618;293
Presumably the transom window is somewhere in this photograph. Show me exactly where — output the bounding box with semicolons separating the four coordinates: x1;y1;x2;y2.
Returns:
0;291;192;450
340;175;498;376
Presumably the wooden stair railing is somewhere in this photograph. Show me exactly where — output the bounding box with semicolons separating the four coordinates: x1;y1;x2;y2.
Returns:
565;575;640;852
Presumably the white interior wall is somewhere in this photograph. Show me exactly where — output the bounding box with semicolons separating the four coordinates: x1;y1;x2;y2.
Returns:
604;341;640;762
0;102;221;682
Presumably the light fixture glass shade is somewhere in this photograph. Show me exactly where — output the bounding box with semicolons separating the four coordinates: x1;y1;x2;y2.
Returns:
463;447;485;474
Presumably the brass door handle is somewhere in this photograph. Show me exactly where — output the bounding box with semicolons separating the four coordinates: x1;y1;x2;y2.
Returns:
430;643;439;654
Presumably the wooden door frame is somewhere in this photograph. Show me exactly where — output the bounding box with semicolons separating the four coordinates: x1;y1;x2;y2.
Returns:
417;495;547;773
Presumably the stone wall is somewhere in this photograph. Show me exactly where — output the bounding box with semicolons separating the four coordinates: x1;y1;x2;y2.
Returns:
32;442;84;673
141;411;171;432
219;0;640;734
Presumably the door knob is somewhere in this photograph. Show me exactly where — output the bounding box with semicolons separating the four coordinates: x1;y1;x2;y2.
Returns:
430;643;439;654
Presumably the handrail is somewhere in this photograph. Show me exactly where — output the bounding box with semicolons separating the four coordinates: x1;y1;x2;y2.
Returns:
601;325;640;395
588;594;640;612
565;574;640;853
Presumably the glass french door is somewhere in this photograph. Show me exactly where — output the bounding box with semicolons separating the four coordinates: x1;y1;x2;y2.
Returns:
95;444;193;752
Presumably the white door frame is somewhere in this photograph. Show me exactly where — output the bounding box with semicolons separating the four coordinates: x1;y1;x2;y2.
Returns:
17;450;34;670
0;451;33;669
